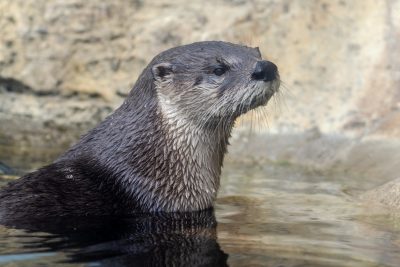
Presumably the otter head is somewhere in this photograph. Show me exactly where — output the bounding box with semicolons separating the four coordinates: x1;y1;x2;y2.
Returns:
150;41;280;130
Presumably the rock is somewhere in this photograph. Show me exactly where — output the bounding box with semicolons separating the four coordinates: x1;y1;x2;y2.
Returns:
0;161;14;175
362;178;400;211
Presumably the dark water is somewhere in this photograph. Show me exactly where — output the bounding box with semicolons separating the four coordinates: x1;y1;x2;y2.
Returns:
1;161;400;266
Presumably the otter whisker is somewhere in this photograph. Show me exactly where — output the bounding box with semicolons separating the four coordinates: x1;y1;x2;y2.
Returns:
259;106;271;131
255;108;263;132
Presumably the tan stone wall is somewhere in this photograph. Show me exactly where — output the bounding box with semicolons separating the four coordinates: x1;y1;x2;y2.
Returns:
0;0;399;168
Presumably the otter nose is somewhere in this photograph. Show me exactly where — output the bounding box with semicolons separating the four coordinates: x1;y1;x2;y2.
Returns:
251;60;278;82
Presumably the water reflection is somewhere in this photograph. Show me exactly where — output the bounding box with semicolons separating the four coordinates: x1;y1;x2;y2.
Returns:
216;161;400;267
1;209;228;266
2;161;400;266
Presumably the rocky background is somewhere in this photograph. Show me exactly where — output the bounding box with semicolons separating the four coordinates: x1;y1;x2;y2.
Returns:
1;0;400;196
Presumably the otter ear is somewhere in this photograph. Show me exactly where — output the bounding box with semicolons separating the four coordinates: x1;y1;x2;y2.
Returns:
152;63;174;82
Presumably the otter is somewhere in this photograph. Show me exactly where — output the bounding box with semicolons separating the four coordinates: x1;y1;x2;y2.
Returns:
0;41;280;220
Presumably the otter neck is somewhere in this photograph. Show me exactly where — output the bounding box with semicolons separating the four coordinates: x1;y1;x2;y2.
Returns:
120;106;233;212
66;100;234;212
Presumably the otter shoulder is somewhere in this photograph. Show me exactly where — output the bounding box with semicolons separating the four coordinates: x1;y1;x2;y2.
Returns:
0;161;136;221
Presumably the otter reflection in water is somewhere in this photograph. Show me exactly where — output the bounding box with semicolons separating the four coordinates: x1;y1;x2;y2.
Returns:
4;210;228;266
0;41;279;220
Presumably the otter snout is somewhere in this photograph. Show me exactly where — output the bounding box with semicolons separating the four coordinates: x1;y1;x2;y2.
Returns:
251;60;278;82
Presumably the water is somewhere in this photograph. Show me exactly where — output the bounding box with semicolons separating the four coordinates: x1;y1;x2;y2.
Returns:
0;161;400;266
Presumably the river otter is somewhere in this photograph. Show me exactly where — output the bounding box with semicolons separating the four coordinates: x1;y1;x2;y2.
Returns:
0;41;280;220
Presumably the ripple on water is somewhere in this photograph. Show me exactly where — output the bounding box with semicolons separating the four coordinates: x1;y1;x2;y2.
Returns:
217;161;400;267
0;162;400;266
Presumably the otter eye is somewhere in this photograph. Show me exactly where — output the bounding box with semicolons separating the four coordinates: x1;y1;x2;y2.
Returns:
213;66;227;76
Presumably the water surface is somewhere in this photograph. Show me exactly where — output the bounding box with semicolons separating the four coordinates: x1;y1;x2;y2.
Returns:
0;161;399;266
